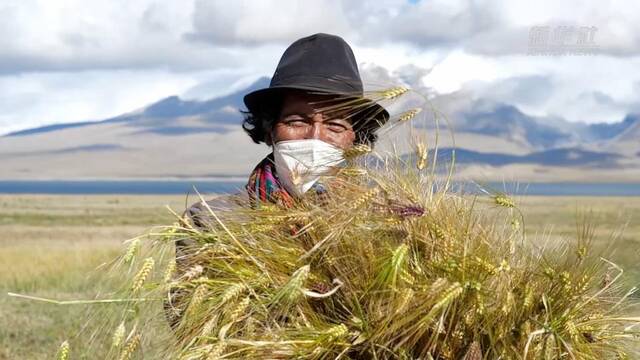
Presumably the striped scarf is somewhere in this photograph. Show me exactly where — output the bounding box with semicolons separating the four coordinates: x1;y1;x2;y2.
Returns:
246;154;294;208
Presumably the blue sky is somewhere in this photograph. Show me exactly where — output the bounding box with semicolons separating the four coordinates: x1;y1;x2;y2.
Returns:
1;0;639;135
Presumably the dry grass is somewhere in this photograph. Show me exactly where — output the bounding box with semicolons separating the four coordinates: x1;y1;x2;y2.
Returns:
519;196;640;286
0;194;189;360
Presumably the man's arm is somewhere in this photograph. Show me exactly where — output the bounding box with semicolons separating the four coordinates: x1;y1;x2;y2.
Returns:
164;193;246;330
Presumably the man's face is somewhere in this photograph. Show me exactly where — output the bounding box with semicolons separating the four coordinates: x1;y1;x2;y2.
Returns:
268;90;356;149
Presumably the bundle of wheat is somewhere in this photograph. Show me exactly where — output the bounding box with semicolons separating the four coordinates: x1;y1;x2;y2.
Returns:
54;86;638;360
149;152;638;359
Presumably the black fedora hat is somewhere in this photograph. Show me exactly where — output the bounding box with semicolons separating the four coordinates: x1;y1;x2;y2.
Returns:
243;33;389;142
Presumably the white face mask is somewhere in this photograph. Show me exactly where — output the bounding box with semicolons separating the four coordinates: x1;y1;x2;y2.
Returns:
273;139;345;197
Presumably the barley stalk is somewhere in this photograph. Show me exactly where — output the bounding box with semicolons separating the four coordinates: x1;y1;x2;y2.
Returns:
123;238;140;263
416;142;428;170
112;321;126;348
510;218;520;231
131;257;154;293
118;333;141;360
577;246;587;260
386;244;409;289
463;341;482;360
186;284;208;316
352;187;379;209
201;315;219;337
430;223;445;241
206;342;227;360
475;256;497;275
501;291;515;315
565;320;579;340
163;260;176;283
400;269;415;285
494;194;515;208
343;144;371;159
430;282;463;314
523;286;534;309
228;296;250;323
497;259;511;273
398;108;422;123
574;273;590;294
220;283;246;304
340;167;368;177
57;341;70;360
364;241;375;261
379;86;409;100
397;288;415;313
325;323;349;340
273;265;310;305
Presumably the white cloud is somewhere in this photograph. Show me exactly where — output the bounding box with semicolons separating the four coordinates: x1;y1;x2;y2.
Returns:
187;0;351;45
341;0;640;57
0;0;212;72
0;0;638;74
0;0;640;136
426;53;640;124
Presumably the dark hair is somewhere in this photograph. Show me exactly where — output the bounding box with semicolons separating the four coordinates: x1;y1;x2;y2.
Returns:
241;102;381;146
241;109;277;145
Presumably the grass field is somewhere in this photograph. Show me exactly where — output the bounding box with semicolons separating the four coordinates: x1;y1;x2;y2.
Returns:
0;194;638;359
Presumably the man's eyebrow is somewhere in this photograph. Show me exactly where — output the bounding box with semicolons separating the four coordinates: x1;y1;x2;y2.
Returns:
280;111;309;118
325;117;351;123
279;106;353;122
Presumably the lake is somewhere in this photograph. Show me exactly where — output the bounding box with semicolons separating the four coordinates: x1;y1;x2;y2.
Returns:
0;180;639;196
0;180;246;195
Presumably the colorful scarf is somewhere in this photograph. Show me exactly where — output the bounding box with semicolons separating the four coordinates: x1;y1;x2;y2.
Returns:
246;154;294;208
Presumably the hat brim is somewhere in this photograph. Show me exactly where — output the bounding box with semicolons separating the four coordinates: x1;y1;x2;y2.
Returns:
243;85;390;131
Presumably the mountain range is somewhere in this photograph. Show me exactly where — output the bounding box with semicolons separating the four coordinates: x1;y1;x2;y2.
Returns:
0;77;638;182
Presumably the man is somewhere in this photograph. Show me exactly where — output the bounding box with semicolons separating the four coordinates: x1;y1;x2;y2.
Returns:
165;33;389;328
187;33;389;224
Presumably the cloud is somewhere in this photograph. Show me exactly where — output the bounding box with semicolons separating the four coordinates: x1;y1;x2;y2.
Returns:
350;0;505;49
0;0;235;73
436;56;640;125
186;0;351;46
461;75;556;112
0;0;639;76
344;0;640;57
1;0;640;136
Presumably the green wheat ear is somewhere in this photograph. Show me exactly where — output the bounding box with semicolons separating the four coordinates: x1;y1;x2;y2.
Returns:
270;265;310;307
56;341;69;360
374;243;409;289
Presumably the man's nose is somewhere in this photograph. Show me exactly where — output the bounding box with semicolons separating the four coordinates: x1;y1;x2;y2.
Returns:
307;114;324;140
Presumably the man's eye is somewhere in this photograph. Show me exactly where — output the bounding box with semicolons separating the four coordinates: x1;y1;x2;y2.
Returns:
327;123;348;132
284;117;306;126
